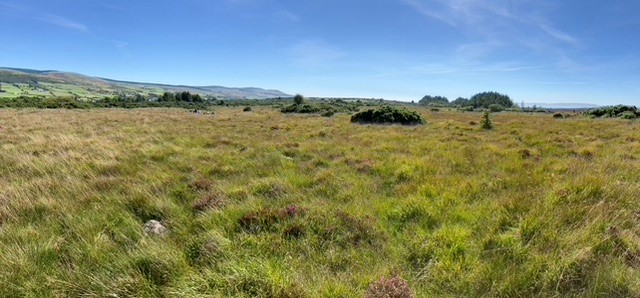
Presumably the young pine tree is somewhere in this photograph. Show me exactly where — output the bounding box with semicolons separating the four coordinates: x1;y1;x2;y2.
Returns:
481;111;493;130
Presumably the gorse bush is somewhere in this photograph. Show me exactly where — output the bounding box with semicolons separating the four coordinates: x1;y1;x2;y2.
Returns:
280;103;321;114
350;106;424;125
488;103;505;112
586;105;639;118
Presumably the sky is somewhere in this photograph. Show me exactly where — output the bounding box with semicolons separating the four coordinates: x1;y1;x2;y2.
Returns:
1;0;639;105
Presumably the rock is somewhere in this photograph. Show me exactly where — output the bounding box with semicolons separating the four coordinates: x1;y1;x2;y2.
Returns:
144;220;169;236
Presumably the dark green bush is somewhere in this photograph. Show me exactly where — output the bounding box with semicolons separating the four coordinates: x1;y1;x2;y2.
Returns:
280;103;321;114
243;106;252;112
321;109;335;117
621;111;637;119
488;104;505;112
586;105;639;118
350;106;424;125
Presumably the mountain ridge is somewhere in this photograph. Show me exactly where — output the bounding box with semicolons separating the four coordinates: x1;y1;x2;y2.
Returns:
0;67;291;99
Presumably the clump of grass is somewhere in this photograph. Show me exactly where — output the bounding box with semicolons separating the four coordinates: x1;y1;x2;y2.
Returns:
238;205;305;234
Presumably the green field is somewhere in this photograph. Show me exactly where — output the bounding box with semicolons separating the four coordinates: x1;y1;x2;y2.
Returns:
0;108;639;296
0;81;164;100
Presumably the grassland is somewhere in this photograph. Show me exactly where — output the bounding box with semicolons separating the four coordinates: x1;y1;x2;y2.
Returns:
0;107;639;297
0;81;164;99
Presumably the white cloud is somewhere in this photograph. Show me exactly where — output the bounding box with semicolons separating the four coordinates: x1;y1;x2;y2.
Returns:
401;0;579;67
38;14;89;33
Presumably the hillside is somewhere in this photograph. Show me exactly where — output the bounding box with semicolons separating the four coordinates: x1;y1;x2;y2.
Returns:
0;67;290;100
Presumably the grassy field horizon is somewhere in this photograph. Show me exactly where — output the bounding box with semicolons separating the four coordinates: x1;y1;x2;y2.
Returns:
1;107;639;297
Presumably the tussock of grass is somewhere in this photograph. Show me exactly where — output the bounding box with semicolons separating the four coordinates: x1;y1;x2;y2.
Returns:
0;107;639;296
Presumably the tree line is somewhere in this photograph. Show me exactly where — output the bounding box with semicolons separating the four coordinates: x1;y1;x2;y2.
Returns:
419;92;515;110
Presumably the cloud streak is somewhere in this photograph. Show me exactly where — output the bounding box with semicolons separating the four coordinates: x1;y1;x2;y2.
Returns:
401;0;577;45
37;14;89;33
1;2;89;33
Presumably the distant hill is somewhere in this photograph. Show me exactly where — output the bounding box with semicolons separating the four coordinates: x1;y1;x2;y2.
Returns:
0;67;291;100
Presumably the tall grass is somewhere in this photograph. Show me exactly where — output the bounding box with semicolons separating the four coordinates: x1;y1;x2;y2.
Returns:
0;107;638;296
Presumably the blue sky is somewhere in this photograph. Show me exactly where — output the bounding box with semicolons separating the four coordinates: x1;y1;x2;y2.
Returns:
1;0;638;105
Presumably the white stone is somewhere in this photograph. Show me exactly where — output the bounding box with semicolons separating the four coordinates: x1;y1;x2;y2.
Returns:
144;220;169;236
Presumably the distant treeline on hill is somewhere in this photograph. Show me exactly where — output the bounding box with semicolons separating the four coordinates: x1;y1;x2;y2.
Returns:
419;91;515;111
0;95;214;109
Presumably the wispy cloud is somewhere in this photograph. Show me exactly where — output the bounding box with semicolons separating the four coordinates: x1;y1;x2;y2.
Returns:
401;0;578;47
0;1;25;10
288;39;346;69
364;60;541;79
1;2;89;33
37;14;89;33
276;10;300;22
400;0;581;73
529;81;587;85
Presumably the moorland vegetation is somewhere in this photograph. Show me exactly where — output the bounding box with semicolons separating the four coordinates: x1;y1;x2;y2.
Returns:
0;106;638;296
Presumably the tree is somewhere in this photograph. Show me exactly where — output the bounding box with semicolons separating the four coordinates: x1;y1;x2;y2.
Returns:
159;92;175;102
451;97;470;106
469;92;514;109
293;94;304;105
418;95;449;106
180;91;191;102
481;112;493;130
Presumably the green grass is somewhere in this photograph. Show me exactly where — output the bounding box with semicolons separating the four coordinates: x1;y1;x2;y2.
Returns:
0;81;162;100
0;107;639;296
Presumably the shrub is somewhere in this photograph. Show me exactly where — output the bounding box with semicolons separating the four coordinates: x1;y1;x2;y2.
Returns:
281;103;321;114
621;111;637;119
488;104;505;112
321;109;335;117
243;106;252;112
350;106;424;125
481;112;493;130
458;106;474;112
553;113;564;119
365;275;414;298
586;105;639;118
293;94;304;105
